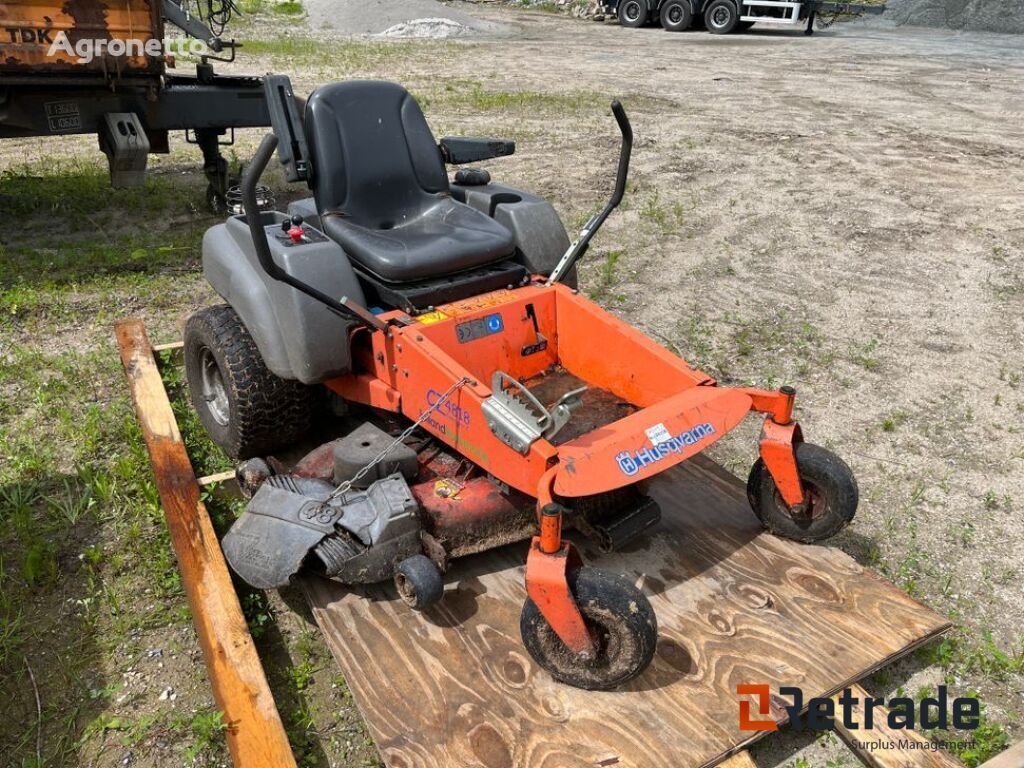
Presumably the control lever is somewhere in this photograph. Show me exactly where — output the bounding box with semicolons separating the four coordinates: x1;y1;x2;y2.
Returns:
546;100;632;286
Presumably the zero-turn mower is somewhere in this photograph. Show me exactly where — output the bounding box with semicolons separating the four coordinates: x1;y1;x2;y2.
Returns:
184;76;858;690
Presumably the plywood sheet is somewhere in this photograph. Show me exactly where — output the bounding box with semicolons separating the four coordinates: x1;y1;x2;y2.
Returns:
304;455;950;768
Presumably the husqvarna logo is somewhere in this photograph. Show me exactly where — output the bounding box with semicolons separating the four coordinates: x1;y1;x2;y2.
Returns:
615;423;715;476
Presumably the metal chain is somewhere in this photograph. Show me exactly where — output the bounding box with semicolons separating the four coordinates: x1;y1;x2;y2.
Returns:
327;376;471;501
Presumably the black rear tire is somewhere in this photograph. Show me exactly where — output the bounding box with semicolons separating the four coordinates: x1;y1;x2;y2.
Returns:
747;442;858;543
704;0;740;33
660;0;693;31
184;304;313;460
521;567;657;690
618;0;648;27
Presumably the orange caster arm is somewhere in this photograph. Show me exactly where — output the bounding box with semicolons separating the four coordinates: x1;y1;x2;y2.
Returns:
745;386;807;510
524;466;597;657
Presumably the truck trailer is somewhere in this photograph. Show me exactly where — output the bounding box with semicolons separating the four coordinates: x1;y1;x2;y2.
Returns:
0;0;271;209
605;0;885;34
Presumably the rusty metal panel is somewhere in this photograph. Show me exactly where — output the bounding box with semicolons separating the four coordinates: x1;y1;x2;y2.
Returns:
0;0;163;78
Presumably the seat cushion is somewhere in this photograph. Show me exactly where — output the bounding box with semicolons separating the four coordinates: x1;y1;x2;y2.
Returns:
322;197;515;283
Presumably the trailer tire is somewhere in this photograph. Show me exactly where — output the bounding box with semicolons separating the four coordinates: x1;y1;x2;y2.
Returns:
660;0;693;31
704;0;740;33
618;0;648;27
184;304;313;460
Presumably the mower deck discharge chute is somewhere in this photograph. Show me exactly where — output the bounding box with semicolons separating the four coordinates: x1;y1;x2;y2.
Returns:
185;75;858;690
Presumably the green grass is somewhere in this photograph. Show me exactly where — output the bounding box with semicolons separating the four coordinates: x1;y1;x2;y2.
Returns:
423;79;610;116
0;153;227;764
272;1;305;16
881;409;908;432
586;249;624;302
852;337;882;370
934;695;1013;767
241;35;456;72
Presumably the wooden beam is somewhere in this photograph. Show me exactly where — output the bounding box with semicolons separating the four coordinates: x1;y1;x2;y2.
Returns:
115;319;297;768
718;752;758;768
979;740;1024;768
831;683;963;768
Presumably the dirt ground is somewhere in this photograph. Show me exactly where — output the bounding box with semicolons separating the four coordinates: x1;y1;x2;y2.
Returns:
1;4;1022;767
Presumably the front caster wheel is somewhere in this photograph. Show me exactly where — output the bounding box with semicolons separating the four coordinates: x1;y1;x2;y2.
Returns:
747;442;858;543
520;567;657;690
394;555;444;611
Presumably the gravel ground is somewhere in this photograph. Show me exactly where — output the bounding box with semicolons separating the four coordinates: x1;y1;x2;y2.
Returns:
302;0;510;37
882;0;1024;34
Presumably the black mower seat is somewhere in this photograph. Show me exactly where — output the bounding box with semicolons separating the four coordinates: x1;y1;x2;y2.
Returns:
305;81;515;283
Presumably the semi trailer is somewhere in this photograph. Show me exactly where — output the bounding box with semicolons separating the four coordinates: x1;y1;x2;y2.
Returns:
605;0;886;34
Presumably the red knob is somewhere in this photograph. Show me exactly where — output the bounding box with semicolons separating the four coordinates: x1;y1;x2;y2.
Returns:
288;225;304;244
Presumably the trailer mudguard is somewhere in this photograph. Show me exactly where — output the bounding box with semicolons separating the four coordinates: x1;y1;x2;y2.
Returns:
202;213;366;383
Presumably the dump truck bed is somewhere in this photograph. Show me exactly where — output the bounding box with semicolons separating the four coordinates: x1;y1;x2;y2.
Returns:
0;0;163;80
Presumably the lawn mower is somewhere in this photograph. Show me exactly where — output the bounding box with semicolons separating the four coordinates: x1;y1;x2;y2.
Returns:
184;75;858;690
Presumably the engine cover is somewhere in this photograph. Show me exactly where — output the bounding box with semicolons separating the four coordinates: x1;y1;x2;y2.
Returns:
221;473;421;589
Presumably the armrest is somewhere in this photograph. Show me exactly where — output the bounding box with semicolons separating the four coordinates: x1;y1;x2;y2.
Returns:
438;137;515;165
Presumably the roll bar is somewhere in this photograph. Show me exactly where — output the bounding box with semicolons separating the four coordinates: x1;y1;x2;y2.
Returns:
546;100;633;286
242;133;387;332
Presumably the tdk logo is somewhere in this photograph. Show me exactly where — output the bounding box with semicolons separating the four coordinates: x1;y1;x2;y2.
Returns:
616;423;715;476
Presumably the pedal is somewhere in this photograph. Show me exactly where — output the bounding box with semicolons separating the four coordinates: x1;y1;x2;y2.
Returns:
482;371;586;453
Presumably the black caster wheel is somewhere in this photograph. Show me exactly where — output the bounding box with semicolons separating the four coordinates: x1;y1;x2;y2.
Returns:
520;567;657;690
394;555;444;611
747;442;858;543
236;458;273;499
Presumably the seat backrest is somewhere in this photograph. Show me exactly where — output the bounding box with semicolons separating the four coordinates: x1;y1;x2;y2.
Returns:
304;81;449;229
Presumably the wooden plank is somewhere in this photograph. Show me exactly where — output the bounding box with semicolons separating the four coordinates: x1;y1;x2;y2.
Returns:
831;683;963;767
115;319;297;768
198;469;238;487
152;340;185;353
303;453;951;768
718;752;758;768
979;739;1024;768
